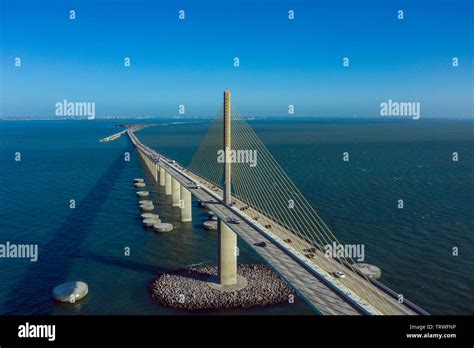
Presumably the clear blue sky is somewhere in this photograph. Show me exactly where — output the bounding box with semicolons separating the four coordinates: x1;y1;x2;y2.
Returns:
0;0;472;118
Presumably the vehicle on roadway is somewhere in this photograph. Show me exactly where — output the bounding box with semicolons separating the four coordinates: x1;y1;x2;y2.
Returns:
304;247;318;253
333;271;346;279
254;241;267;248
229;218;241;224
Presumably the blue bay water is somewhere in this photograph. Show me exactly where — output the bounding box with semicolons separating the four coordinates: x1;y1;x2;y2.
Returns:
0;118;473;315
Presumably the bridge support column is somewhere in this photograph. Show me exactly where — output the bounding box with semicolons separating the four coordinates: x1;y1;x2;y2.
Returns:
159;166;165;186
214;88;239;287
154;163;158;182
218;220;237;285
180;187;192;222
172;178;181;207
165;172;172;195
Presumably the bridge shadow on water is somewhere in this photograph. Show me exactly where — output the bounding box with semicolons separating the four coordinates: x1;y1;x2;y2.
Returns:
2;146;132;315
83;248;216;284
80;251;172;276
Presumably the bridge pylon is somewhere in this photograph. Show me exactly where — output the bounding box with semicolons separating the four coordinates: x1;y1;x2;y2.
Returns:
218;89;238;286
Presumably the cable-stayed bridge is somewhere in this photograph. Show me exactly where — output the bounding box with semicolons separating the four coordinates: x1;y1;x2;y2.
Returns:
124;89;427;316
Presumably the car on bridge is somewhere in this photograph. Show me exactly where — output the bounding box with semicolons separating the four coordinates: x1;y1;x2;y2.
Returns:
304;247;318;253
254;242;267;248
228;218;241;224
332;271;346;279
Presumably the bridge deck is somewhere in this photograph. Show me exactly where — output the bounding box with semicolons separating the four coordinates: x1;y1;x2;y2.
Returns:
127;129;422;316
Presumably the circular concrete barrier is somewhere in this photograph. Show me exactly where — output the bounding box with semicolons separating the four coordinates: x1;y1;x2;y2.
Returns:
138;200;153;205
355;263;382;280
136;191;149;197
203;220;218;231
134;178;145;183
140;201;154;206
153;223;174;233
52;281;88;303
140;204;154;211
143;218;161;227
134;182;146;188
208;211;216;219
141;213;159;219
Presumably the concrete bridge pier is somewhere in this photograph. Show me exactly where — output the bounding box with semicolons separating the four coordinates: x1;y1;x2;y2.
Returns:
154;163;158;182
171;178;181;207
165;172;172;195
145;157;151;173
218;220;237;285
159;166;165;187
180;186;192;222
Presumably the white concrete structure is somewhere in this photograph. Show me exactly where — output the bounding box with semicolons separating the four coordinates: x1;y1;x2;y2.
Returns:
218;88;238;286
180;186;192;222
172;177;181;207
159;166;165;186
52;281;88;303
165;172;172;195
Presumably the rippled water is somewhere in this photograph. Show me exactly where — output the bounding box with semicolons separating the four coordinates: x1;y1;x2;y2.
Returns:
0;118;472;315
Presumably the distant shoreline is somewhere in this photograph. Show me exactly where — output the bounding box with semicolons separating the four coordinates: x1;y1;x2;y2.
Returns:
0;116;472;122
